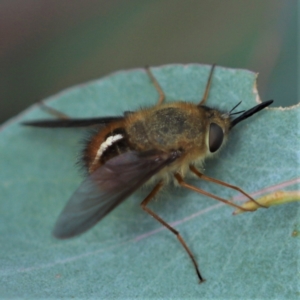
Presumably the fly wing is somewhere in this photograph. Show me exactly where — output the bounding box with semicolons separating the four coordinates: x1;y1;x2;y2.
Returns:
53;150;180;239
22;116;124;128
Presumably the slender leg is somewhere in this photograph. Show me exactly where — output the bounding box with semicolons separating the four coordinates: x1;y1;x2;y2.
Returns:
174;173;255;212
38;101;70;119
198;64;216;105
141;181;205;283
145;66;166;105
189;165;266;208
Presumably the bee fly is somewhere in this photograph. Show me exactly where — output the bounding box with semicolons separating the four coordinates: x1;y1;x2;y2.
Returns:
23;65;273;282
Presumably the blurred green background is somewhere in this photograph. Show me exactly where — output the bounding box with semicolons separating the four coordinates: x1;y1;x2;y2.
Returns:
0;0;298;124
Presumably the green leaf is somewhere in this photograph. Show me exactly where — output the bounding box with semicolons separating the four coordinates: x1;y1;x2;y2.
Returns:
0;64;299;298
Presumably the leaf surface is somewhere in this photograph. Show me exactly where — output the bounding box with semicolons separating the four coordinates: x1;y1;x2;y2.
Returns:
0;64;299;298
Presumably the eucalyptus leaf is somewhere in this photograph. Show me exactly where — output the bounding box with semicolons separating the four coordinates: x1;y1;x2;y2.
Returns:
0;64;299;298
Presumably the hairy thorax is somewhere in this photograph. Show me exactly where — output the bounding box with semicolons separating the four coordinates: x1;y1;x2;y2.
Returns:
84;102;229;181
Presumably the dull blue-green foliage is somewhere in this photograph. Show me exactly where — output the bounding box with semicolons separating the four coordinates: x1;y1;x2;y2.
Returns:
0;65;299;298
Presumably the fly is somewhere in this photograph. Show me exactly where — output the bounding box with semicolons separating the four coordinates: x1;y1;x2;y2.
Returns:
23;65;273;282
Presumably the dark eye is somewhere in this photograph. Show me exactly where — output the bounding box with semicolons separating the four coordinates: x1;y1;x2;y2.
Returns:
209;123;224;153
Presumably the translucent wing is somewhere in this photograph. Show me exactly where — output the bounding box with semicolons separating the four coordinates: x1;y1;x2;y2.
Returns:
53;150;180;239
22;116;124;128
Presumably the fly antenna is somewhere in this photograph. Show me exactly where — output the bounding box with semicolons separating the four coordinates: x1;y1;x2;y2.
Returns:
229;101;245;116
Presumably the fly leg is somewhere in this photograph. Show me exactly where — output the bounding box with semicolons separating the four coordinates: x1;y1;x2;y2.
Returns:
199;64;216;105
38;102;70;119
174;172;257;212
189;165;266;209
145;67;166;105
141;180;205;283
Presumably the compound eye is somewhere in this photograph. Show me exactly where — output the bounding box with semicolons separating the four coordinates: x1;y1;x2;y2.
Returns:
209;123;224;153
